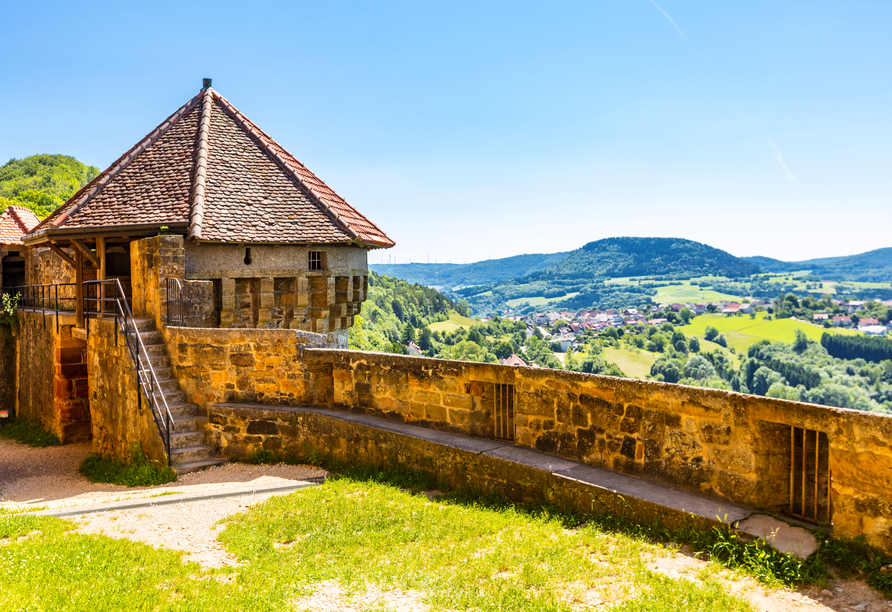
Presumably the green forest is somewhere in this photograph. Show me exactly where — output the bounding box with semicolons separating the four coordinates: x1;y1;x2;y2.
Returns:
0;154;99;218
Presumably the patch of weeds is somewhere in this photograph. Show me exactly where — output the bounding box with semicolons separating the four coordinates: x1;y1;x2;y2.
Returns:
232;441;336;470
0;506;47;515
809;534;892;597
148;491;180;498
0;417;61;447
79;443;176;487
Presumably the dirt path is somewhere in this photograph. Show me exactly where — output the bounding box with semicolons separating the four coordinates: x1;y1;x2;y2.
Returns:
1;438;888;611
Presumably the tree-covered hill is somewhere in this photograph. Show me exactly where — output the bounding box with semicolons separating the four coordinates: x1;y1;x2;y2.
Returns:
549;237;759;280
370;251;571;289
0;155;100;218
743;248;892;282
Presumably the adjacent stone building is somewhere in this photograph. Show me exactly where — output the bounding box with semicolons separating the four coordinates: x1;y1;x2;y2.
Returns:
23;79;394;347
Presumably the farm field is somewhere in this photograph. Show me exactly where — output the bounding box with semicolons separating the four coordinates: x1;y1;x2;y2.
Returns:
505;292;579;308
429;312;479;332
683;312;859;354
603;346;661;379
604;277;742;304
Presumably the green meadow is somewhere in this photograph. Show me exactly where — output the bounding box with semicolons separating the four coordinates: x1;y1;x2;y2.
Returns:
683;313;859;354
429;312;479;333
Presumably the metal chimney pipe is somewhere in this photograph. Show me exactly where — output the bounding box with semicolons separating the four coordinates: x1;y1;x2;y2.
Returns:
202;78;212;89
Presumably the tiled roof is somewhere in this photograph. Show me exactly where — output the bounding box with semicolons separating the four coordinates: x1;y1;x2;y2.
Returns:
0;205;41;245
29;87;394;248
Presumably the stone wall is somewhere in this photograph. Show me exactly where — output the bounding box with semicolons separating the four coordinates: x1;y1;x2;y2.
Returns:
14;310;90;442
302;349;892;552
132;236;368;338
85;318;167;464
0;328;16;413
162;326;329;417
25;247;87;308
131;235;186;330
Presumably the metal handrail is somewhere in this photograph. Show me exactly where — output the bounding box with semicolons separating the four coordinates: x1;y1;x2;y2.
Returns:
83;279;174;461
164;277;185;327
2;283;77;333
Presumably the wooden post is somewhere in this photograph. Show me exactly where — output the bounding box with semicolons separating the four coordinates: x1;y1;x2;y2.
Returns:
97;237;106;313
75;249;84;327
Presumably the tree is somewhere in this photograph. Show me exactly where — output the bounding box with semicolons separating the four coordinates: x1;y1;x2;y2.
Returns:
683;355;717;381
713;333;728;348
418;327;433;352
391;299;405;322
704;326;719;342
650;357;683;383
680;307;694;324
400;322;416;345
792;329;808;353
688;337;700;353
494;340;514;360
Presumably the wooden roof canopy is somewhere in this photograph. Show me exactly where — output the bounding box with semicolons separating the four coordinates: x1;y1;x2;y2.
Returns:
23;79;395;250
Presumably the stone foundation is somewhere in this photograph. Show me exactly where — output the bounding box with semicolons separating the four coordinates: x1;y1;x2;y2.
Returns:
14;310;90;442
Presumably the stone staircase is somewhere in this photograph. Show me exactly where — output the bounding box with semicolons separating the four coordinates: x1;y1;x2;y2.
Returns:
131;318;227;474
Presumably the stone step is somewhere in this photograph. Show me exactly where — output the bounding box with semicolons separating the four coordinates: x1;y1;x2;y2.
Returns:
142;344;168;358
170;444;217;465
138;331;163;346
154;377;180;394
154;393;189;413
140;355;171;372
126;318;156;333
170;415;207;434
172;458;229;475
170;430;206;450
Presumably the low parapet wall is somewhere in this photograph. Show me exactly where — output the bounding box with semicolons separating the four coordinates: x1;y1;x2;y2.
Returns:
304;349;892;552
147;325;892;552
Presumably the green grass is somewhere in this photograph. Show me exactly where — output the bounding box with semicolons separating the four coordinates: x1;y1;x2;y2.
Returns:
4;459;892;610
603;346;662;379
683;312;860;354
651;284;742;304
0;417;61;447
79;444;176;487
429;312;480;332
505;292;580;308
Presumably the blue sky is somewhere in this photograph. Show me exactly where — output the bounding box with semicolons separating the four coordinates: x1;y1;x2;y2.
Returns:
2;1;890;264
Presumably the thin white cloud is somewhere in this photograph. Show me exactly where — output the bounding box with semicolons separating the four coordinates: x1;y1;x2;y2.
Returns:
649;0;687;40
767;139;800;195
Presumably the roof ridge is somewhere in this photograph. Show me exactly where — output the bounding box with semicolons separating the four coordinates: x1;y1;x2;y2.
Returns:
28;92;204;239
188;88;214;240
210;92;360;242
9;206;27;233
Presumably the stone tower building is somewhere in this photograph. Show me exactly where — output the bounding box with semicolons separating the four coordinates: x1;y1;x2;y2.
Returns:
23;79;394;347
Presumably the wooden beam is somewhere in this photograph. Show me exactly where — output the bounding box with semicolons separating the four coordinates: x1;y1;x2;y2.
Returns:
75;249;84;327
71;240;100;268
97;237;106;313
47;243;76;268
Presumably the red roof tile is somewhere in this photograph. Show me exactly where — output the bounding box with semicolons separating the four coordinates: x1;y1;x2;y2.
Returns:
29;87;394;249
0;205;41;245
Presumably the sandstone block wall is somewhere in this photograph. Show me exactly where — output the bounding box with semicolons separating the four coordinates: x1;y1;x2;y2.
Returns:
14;311;89;442
0;330;15;413
85;318;167;464
132;237;367;336
303;349;892;552
162;326;329;417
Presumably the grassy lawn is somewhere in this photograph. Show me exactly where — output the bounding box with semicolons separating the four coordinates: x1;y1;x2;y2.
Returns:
652;284;742;304
1;477;757;612
603;346;661;379
506;292;580;309
683;313;860;354
430;312;479;333
5;463;892;610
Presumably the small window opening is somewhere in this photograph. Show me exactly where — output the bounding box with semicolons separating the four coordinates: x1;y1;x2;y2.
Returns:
244;248;252;265
308;251;325;271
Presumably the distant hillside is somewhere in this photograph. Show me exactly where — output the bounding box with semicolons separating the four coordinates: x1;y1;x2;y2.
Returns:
546;237;759;280
742;255;846;273
0;154;99;218
370;252;570;289
744;248;892;282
